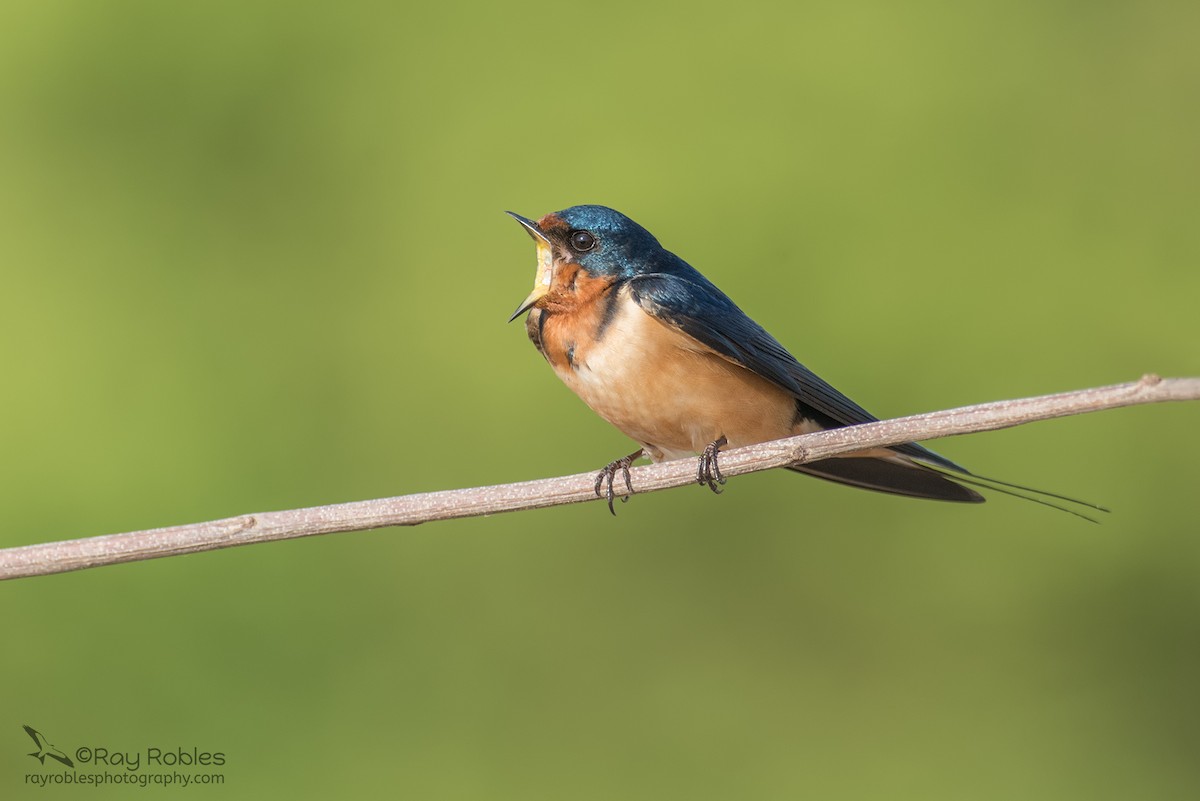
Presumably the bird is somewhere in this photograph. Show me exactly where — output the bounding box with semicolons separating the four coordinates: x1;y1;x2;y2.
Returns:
23;725;74;768
506;205;1101;518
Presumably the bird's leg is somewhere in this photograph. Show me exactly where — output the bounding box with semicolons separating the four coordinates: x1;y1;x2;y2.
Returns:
594;449;644;515
697;436;728;494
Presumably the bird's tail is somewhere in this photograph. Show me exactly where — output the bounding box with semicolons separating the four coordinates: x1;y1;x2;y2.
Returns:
788;455;1108;522
788;456;984;503
920;463;1110;522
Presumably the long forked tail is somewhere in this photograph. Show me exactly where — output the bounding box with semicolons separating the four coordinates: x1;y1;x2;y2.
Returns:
788;457;984;503
788;455;1109;522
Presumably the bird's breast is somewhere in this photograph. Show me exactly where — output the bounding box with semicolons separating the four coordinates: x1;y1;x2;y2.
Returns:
529;282;801;461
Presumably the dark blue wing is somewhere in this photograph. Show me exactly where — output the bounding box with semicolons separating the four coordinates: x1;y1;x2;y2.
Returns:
626;269;966;472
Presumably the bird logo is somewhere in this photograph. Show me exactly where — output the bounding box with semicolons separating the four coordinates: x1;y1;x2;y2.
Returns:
23;725;74;768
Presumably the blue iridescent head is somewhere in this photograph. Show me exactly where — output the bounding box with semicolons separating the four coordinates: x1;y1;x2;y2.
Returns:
506;205;668;320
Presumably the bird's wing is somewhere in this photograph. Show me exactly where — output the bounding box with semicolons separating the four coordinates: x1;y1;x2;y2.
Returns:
23;725;44;748
627;271;965;471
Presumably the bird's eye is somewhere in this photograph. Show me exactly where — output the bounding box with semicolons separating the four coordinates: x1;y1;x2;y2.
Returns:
569;230;597;252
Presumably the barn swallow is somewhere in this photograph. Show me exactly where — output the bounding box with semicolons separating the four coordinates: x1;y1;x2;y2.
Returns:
507;205;1102;518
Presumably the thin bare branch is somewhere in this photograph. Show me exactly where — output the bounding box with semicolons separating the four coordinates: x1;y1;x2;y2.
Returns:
2;374;1196;582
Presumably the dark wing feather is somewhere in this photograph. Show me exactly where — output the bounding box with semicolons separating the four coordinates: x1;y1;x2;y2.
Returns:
627;269;967;473
789;459;983;502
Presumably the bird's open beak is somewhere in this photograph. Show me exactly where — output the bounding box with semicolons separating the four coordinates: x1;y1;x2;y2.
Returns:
506;211;555;322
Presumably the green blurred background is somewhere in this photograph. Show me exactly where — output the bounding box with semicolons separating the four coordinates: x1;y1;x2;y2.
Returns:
2;0;1198;797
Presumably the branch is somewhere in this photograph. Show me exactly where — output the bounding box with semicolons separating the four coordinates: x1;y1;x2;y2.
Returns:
2;374;1196;582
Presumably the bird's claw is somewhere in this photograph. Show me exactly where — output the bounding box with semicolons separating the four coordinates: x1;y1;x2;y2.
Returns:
697;436;728;494
594;449;643;515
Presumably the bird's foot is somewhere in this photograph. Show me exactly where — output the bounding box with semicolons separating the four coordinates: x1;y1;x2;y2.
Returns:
697;436;728;494
594;449;644;515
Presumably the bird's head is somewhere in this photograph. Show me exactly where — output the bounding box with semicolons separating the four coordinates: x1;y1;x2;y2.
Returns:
506;205;662;321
